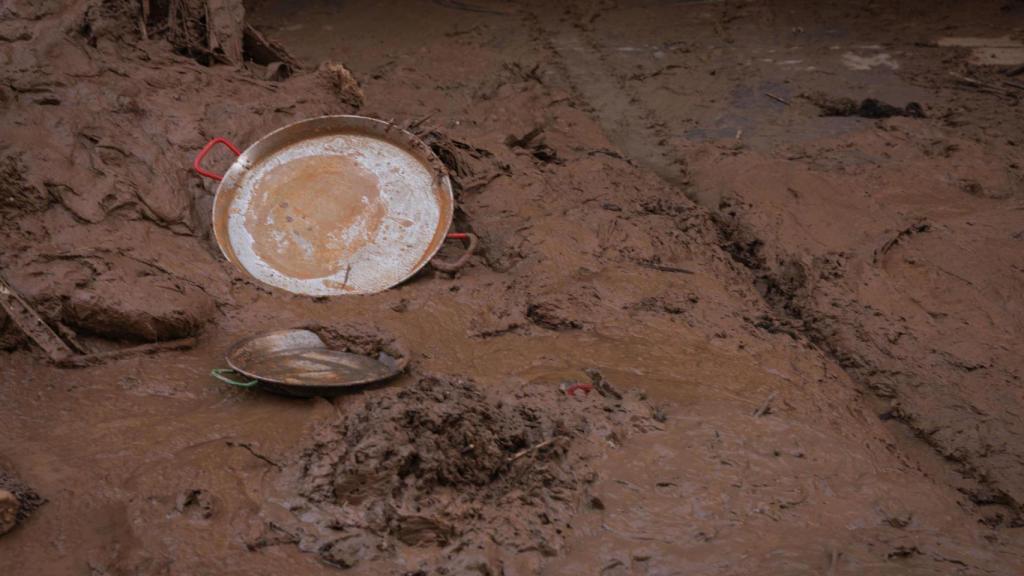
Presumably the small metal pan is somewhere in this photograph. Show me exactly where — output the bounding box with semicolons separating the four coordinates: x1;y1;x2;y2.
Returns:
210;328;409;397
193;116;476;296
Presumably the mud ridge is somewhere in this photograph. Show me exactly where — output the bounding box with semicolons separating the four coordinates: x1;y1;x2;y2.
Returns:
712;209;1023;524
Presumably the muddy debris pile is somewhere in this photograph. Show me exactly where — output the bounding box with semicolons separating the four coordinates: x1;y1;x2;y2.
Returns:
806;93;926;119
269;375;663;572
0;0;363;352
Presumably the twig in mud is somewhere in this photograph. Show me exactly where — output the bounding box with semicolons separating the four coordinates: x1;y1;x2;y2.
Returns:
614;479;641;491
950;72;1018;97
226;441;283;469
827;549;842;576
407;114;433;130
506;126;544;149
244;77;280;92
1006;64;1024;77
138;0;149;41
872;221;930;264
57;337;196;367
180;43;234;66
432;0;510;16
752;391;776;417
524;63;543;84
640;261;696;275
601;522;673;543
444;24;482;38
508;439;555;463
629;64;682;81
765;92;790;106
342;263;352;288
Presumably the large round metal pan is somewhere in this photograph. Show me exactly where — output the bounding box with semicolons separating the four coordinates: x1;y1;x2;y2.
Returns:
212;328;409;397
194;116;455;296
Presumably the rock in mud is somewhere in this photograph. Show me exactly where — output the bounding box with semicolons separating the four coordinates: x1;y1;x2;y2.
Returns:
279;375;658;572
0;467;44;536
0;491;18;535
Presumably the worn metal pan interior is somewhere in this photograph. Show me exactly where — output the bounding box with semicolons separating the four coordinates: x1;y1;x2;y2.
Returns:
212;116;454;296
225;329;407;393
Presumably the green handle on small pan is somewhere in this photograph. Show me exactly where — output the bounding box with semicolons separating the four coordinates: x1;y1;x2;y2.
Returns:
211;368;258;388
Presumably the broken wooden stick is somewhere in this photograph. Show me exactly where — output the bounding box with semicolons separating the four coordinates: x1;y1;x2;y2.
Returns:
1;270;196;368
508;439;555;463
950;72;1019;97
0;274;74;363
56;337;197;368
226;440;283;469
753;391;777;417
1004;79;1024;91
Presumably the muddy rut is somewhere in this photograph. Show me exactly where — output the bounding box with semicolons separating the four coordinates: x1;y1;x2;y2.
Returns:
538;0;1024;523
2;0;1024;574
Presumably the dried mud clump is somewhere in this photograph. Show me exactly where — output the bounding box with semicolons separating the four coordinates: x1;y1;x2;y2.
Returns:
279;376;661;572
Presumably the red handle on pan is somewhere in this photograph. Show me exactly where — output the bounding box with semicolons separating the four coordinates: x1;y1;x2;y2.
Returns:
433;232;478;272
193;137;241;181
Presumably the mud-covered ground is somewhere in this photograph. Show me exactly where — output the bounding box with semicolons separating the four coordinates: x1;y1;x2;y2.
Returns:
2;0;1024;574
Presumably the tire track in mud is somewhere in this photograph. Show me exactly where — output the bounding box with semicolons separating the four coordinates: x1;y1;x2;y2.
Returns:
523;0;1022;524
526;9;689;191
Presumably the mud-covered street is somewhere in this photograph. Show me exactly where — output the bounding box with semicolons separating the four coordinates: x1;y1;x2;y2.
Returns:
2;0;1024;574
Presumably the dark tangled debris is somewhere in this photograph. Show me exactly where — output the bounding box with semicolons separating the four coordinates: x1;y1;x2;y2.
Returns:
263;375;662;572
808;94;926;119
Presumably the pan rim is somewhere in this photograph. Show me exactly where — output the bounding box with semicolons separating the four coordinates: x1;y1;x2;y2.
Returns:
210;115;454;296
224;328;409;389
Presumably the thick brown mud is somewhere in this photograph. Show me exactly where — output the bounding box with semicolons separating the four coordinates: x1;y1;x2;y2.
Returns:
2;0;1024;574
266;375;660;573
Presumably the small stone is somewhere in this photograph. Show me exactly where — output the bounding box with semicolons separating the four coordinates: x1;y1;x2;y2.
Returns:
0;489;19;535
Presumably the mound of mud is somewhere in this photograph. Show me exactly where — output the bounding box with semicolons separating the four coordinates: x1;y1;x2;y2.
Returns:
304;323;410;369
267;375;662;573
